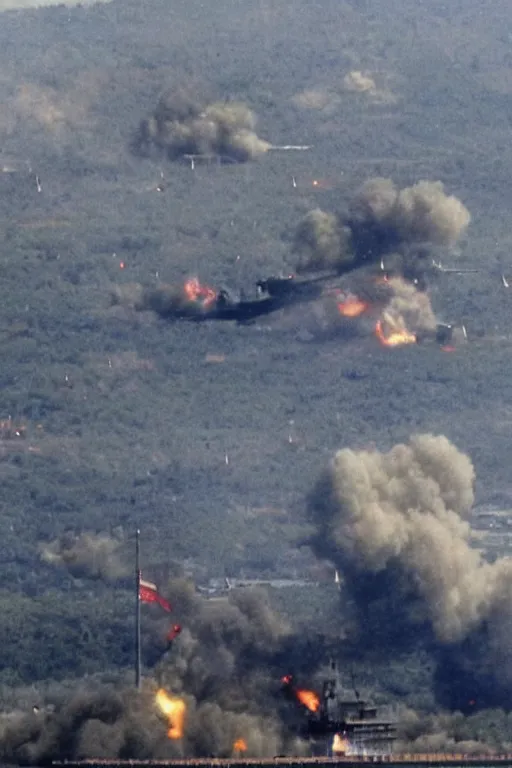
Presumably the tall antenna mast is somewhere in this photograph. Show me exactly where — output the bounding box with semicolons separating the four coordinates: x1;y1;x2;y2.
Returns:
135;528;141;689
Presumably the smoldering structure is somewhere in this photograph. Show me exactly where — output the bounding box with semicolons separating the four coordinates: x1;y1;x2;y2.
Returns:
0;582;311;765
134;87;270;163
294;178;471;286
307;434;512;710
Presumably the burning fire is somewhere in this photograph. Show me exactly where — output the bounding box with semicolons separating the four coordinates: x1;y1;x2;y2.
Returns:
281;674;321;713
183;277;217;309
337;295;369;318
296;688;321;712
233;738;248;753
332;733;350;755
375;316;416;347
155;688;186;739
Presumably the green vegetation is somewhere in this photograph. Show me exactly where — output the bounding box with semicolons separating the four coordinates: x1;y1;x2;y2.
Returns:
0;0;510;724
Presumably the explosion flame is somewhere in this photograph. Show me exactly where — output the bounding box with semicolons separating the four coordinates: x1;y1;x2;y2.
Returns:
281;674;320;713
337;295;369;318
295;688;321;712
155;688;186;739
233;738;248;753
375;316;416;347
332;733;350;754
183;277;217;309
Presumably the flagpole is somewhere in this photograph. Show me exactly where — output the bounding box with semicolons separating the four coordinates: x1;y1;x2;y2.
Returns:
135;528;141;689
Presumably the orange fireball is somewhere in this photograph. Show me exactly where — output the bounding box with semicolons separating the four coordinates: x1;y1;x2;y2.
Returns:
183;277;217;308
233;738;248;753
155;688;186;739
296;688;321;712
332;733;350;755
337;295;369;318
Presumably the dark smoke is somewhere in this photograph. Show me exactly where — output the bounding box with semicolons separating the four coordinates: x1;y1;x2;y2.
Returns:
307;434;512;709
0;582;312;763
293;209;355;274
348;178;470;253
395;707;512;754
134;86;270;163
294;178;470;286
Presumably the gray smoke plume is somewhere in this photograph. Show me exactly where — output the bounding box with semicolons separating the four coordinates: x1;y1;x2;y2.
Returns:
379;276;437;337
349;178;470;249
109;280;209;320
39;532;129;582
307;434;512;709
0;582;311;764
134;87;270;163
395;707;508;754
293;209;354;274
294;178;470;284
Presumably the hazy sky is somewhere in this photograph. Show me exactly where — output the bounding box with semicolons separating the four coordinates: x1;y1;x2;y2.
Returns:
0;0;108;9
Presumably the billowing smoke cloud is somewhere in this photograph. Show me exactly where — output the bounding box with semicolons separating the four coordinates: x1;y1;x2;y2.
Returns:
396;708;512;754
39;531;129;582
12;78;100;140
0;582;312;763
307;434;512;709
349;178;470;248
379;276;437;337
110;279;215;320
294;178;470;286
134;87;270;163
293;209;354;274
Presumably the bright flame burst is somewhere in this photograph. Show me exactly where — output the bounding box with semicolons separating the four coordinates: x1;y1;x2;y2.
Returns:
155;688;186;739
332;733;350;754
296;688;321;712
183;277;217;309
233;738;248;753
375;315;416;347
337;295;369;318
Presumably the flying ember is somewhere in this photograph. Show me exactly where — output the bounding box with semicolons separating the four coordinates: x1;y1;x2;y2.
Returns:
155;688;186;739
167;623;182;642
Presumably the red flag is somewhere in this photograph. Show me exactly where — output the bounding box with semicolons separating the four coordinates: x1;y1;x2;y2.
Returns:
139;576;172;612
